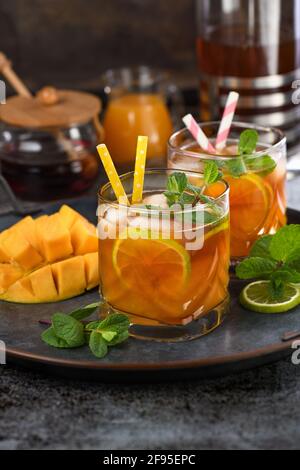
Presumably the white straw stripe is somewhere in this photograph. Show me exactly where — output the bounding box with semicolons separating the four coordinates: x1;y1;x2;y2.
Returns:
216;92;239;151
182;114;216;153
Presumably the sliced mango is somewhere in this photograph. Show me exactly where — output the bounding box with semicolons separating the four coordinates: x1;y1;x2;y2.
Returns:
2;230;43;270
14;216;39;252
71;219;98;255
0;264;24;294
52;257;86;300
2;277;36;303
37;213;73;263
84;253;99;290
0;231;10;263
29;265;58;301
59;204;85;229
0;205;100;304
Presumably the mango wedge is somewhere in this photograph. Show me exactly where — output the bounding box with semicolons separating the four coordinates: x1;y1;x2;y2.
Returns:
0;264;24;294
2;230;43;270
14;216;39;251
71;219;98;255
0;231;10;263
59;204;84;229
52;257;86;300
84;253;99;290
36;213;73;263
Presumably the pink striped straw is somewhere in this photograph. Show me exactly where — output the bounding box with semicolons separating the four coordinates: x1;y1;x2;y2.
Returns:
216;92;240;151
182;114;216;154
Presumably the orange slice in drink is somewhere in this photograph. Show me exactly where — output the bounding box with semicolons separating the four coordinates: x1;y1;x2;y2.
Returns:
225;173;271;240
113;228;191;295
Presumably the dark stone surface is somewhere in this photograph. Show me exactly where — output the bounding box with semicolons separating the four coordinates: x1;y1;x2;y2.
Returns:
0;357;300;450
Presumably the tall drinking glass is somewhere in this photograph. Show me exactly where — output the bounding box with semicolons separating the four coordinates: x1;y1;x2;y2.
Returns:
98;169;230;341
168;122;287;261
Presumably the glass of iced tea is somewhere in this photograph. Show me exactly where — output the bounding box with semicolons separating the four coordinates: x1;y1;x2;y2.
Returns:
98;169;230;341
168;123;287;261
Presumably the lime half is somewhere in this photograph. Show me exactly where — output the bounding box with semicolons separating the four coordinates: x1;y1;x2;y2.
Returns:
240;281;300;314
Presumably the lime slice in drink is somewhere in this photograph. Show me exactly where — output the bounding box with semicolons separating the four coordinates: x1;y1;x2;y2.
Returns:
240;281;300;314
204;220;229;242
112;227;191;292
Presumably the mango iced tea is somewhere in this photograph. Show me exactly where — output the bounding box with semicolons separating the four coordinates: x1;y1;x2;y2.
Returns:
168;124;287;259
98;170;230;328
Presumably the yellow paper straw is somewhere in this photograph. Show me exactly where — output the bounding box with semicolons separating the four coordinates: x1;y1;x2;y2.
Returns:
97;144;129;205
132;136;148;204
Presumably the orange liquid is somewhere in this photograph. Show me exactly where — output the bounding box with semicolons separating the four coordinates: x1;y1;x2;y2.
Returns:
169;145;287;259
103;94;173;167
99;214;230;326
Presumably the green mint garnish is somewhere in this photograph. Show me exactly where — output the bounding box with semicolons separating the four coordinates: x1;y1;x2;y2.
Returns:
225;157;247;178
238;129;258;155
52;313;85;348
244;154;276;175
236;225;300;299
166;172;188;194
203;161;222;186
89;331;108;358
163;169;223;226
225;129;276;178
164;166;221;208
41;303;130;358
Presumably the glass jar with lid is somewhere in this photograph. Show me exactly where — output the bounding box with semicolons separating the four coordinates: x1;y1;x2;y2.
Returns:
0;87;103;201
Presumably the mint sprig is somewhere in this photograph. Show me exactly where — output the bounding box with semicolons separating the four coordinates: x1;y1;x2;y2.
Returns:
238;129;258;155
163;169;222;225
225;129;276;178
236;225;300;298
164;166;222;208
41;302;130;358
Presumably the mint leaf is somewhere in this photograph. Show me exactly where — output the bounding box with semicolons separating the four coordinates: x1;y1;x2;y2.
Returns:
244;154;276;176
163;190;180;207
167;173;187;194
179;192;196;205
89;331;108;358
271;268;300;285
236;257;277;280
98;313;130;333
270;278;285;299
186;182;201;195
270;225;300;263
52;313;85;348
102;331;118;343
41;327;70;349
225;158;247;177
238;129;258;155
287;256;300;272
250;235;273;259
109;330;129;346
85;320;102;331
204;161;221;185
86;314;130;345
70;302;101;321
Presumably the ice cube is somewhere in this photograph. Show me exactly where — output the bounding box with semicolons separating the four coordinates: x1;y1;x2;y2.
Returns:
97;205;128;239
142;193;169;208
169;156;203;172
129;213;182;238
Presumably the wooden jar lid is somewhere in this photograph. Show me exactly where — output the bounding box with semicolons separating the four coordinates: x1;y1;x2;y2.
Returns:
0;88;102;129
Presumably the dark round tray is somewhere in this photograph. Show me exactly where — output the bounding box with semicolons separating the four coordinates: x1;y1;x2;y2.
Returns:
0;199;299;382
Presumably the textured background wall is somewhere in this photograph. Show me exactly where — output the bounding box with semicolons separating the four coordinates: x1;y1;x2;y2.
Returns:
0;0;197;93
